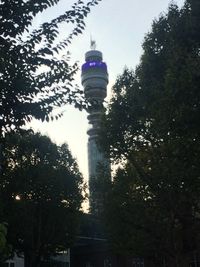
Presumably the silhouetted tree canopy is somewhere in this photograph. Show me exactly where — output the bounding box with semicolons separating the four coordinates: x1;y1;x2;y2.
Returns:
0;0;101;258
0;0;101;135
99;0;200;266
0;130;83;267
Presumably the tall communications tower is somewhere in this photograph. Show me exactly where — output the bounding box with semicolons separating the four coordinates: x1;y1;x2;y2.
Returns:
81;45;109;214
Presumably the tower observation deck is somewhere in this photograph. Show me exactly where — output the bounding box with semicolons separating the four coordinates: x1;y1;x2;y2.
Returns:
81;48;109;214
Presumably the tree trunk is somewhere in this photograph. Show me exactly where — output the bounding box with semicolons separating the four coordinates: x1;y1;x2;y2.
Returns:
24;252;41;267
24;206;43;267
24;252;35;267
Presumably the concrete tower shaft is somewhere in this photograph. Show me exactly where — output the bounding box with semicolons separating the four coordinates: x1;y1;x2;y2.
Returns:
81;49;109;213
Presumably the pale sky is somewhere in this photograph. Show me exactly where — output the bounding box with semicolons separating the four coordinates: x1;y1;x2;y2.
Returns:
30;0;185;180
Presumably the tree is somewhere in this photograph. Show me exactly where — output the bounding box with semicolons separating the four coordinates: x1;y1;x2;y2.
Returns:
99;0;200;266
0;130;83;267
0;0;101;136
0;0;101;259
0;224;12;263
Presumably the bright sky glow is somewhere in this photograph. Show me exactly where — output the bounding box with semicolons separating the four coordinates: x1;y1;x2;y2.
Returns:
30;0;185;181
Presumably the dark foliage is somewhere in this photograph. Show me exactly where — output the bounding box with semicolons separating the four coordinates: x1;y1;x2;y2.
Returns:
99;0;200;266
0;130;83;266
0;0;101;135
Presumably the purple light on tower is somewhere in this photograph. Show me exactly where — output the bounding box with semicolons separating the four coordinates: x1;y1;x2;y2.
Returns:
81;61;107;72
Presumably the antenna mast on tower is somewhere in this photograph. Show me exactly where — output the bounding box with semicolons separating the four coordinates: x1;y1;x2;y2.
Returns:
90;36;96;50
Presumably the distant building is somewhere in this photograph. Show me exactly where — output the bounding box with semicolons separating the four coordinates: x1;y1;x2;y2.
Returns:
4;255;24;267
3;250;70;266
